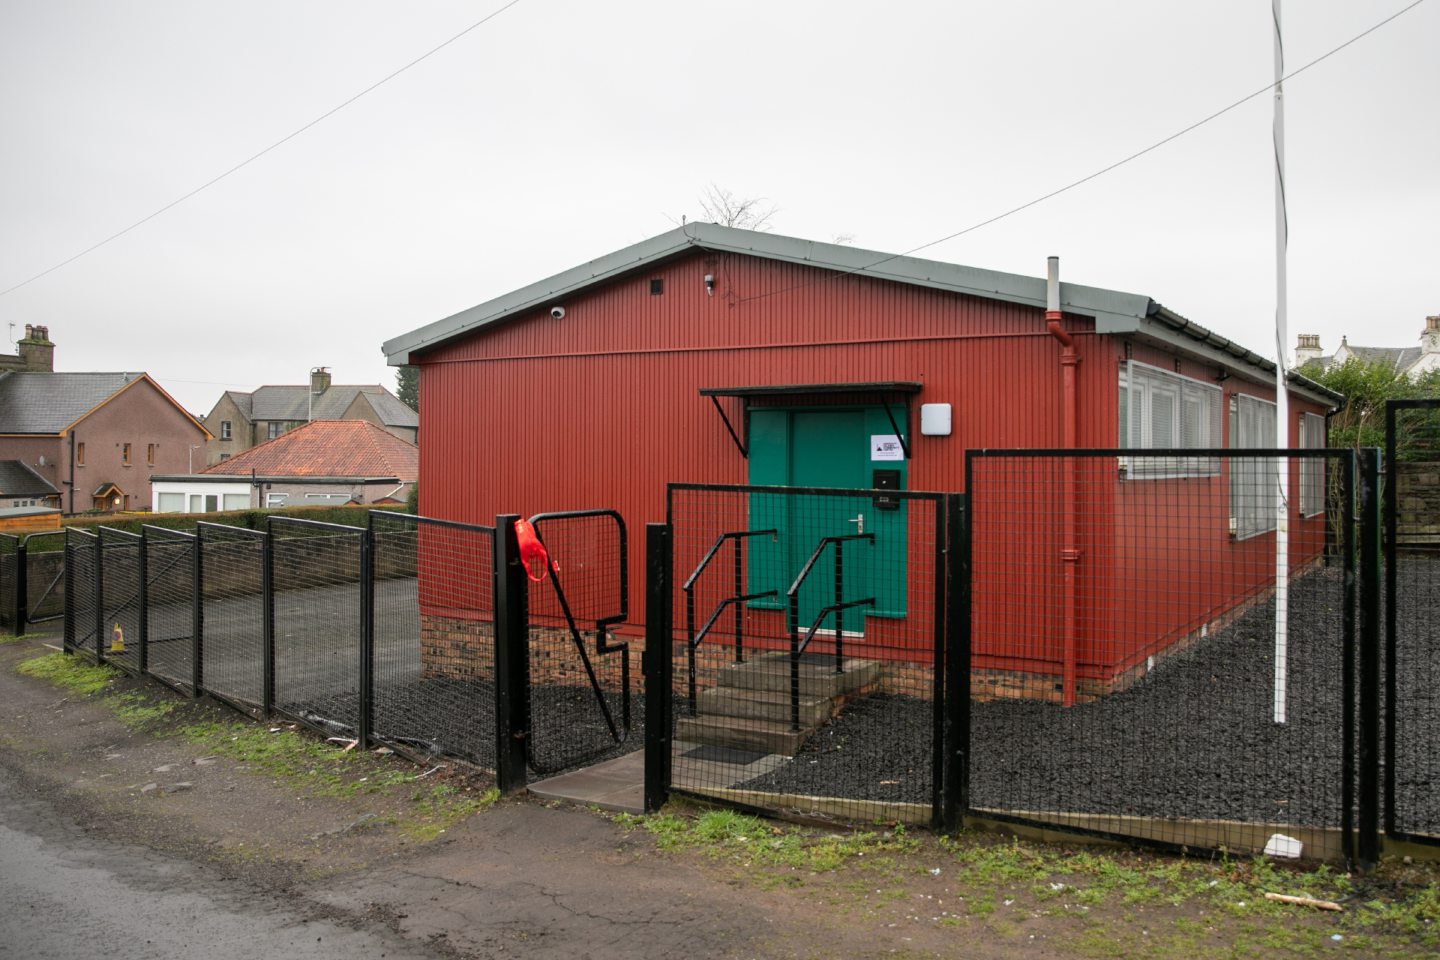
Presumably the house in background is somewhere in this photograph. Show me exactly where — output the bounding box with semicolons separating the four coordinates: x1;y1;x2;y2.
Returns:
152;419;418;513
0;326;211;515
202;367;418;467
386;223;1342;703
0;460;60;509
1294;315;1440;379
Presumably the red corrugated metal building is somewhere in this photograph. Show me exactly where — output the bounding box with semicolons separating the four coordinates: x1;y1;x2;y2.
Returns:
385;224;1340;696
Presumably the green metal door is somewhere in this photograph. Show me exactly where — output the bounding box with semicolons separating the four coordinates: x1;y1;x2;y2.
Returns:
748;407;908;636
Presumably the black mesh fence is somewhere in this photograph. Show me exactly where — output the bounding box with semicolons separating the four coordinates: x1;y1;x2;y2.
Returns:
23;532;67;627
142;526;196;695
267;517;363;736
0;533;18;632
525;511;634;776
1386;400;1440;844
665;484;948;826
371;512;496;767
98;527;144;674
64;528;99;657
966;450;1362;860
197;523;267;715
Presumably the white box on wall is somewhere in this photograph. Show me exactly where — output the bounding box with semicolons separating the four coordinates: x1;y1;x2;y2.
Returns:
920;403;952;436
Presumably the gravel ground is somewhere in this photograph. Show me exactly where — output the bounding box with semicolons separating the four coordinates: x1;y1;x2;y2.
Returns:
740;560;1440;835
303;678;642;777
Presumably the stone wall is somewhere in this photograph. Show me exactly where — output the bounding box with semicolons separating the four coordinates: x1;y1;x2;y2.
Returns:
1397;461;1440;544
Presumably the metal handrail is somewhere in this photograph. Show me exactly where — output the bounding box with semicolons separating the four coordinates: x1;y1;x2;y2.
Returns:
682;529;776;713
786;533;875;730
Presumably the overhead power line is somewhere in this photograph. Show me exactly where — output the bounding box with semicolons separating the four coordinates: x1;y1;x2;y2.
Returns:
0;0;527;299
737;0;1429;305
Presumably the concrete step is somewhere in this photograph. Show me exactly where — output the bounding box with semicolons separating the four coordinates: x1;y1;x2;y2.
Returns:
716;652;882;699
675;714;809;756
697;685;832;727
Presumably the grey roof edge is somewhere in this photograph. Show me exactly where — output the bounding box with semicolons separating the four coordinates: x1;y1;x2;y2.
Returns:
1119;304;1342;407
383;224;1341;408
382;223;1153;365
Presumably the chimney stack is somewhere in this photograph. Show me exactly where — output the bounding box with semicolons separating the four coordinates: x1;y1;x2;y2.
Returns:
1294;333;1322;368
1422;315;1440;355
18;325;54;372
310;366;331;396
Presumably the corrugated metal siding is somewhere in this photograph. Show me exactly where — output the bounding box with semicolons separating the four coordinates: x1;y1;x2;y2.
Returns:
417;250;1331;678
419;252;1095;614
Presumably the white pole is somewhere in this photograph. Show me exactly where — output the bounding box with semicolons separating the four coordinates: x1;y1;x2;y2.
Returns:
1272;0;1291;725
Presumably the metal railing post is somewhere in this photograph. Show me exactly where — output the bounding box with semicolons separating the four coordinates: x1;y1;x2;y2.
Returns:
191;529;204;697
493;515;529;794
939;493;965;832
137;532;149;676
15;540;27;638
94;533;105;664
262;529;275;718
358;527;374;749
643;523;673;813
1357;447;1382;870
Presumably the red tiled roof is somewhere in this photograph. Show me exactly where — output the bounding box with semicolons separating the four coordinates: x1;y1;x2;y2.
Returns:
202;420;418;481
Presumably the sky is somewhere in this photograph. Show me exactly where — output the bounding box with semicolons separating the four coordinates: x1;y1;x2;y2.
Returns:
1;0;1435;417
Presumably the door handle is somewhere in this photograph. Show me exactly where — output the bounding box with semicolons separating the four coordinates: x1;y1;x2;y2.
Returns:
847;514;864;535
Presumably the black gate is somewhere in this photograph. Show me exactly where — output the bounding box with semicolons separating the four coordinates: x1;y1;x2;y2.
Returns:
1385;399;1440;846
523;510;634;776
650;484;956;827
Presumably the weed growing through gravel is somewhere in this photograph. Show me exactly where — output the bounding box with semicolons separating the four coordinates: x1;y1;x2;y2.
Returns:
0;633;23;645
15;651;118;695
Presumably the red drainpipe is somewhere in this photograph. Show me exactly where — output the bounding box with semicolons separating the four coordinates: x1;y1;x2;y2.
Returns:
1046;256;1081;707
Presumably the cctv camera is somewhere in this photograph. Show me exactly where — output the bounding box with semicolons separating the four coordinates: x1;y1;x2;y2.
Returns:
550;306;566;320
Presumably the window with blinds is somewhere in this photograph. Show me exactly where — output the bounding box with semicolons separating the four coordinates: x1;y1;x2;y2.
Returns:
1299;412;1326;517
1229;393;1278;539
1119;361;1222;478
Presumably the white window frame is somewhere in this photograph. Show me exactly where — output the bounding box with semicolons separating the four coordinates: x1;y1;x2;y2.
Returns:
222;493;249;511
303;493;350;503
220;420;232;440
157;492;184;513
1299;412;1326;518
266;492;289;508
1119;360;1222;479
1229;393;1279;539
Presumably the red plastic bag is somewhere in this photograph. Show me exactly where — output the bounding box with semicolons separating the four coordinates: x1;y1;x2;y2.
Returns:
514;518;550;582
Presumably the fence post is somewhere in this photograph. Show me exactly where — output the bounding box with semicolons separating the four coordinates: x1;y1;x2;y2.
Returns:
15;539;27;638
944;489;970;832
191;529;204;697
138;533;149;676
493;514;529;795
63;535;73;654
358;526;374;749
1382;403;1398;839
262;529;275;718
644;523;673;813
936;494;964;831
1357;447;1382;869
94;534;105;664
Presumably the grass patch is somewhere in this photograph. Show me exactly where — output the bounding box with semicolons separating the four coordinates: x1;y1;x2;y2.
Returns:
615;808;918;873
111;691;178;729
399;783;501;841
15;651;118;695
0;633;22;645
